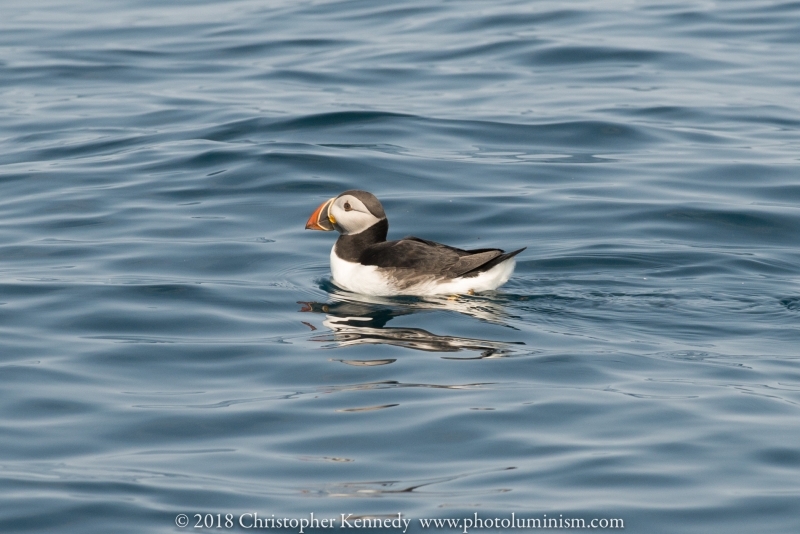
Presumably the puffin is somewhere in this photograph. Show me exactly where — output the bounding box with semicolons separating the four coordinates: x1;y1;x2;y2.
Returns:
305;190;524;296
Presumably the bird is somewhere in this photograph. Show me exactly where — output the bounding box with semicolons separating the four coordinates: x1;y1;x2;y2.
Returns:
305;190;525;296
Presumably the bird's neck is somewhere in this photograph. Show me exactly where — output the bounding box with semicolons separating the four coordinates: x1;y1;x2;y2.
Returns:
334;219;388;262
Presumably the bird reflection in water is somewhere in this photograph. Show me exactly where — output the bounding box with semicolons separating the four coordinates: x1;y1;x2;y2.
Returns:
298;294;525;359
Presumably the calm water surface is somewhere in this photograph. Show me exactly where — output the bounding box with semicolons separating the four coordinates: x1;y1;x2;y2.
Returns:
1;1;800;533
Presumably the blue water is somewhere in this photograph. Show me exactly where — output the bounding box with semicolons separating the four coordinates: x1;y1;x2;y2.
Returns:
2;1;800;533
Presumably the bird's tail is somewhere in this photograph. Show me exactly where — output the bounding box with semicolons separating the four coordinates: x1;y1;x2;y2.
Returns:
464;247;526;275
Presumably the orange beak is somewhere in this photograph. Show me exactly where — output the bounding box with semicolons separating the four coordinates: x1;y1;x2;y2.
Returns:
305;197;336;231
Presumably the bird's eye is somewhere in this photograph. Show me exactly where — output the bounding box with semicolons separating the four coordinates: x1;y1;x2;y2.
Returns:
343;202;352;211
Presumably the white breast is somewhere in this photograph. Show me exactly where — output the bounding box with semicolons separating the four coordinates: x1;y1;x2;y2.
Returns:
330;246;516;297
330;246;399;295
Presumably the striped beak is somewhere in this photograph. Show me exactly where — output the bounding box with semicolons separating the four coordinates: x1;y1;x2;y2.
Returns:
305;197;336;231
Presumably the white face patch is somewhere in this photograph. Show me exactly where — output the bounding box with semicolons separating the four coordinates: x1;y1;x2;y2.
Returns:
329;195;382;235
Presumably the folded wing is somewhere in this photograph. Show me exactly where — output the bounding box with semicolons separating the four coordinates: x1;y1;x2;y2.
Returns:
360;236;525;279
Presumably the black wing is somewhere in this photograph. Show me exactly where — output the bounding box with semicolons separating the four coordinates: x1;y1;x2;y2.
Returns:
360;236;525;279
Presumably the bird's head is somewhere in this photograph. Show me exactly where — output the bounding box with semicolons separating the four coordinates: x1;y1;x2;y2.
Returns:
305;190;386;235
